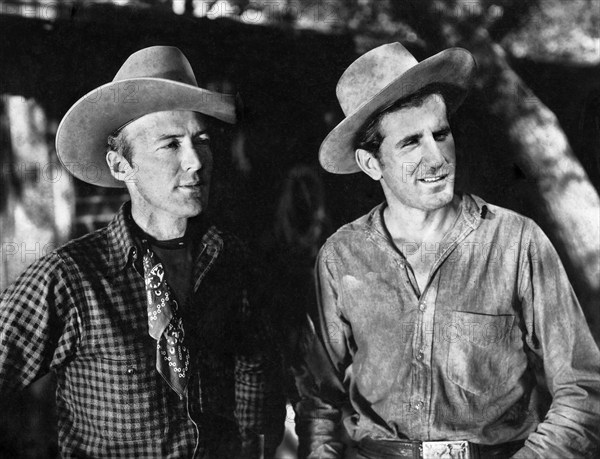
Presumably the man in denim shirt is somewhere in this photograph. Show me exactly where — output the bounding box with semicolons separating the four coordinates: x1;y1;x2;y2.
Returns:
296;43;600;458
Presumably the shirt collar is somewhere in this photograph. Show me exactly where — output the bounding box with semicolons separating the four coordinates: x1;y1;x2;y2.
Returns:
106;201;138;274
366;192;488;238
463;193;489;228
106;202;217;274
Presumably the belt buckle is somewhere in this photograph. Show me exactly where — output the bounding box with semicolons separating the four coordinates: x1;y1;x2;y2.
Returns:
422;440;470;459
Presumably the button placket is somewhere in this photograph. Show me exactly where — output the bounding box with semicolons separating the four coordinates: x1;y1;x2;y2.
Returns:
412;286;438;435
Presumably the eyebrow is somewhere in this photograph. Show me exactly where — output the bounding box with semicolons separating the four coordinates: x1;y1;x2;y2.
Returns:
394;125;451;148
155;129;209;142
395;132;422;148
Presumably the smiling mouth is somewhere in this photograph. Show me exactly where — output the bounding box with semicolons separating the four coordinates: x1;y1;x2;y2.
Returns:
418;174;448;184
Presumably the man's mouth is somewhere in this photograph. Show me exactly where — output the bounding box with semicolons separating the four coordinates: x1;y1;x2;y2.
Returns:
418;174;448;184
178;182;203;190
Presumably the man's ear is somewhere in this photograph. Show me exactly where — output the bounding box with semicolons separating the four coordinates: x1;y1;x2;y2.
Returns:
106;151;132;183
355;149;383;181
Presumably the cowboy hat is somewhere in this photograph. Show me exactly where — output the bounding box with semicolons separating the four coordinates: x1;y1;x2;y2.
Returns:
319;42;476;174
56;46;238;188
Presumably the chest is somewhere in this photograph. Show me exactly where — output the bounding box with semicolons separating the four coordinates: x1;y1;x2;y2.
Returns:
72;262;237;357
404;244;440;294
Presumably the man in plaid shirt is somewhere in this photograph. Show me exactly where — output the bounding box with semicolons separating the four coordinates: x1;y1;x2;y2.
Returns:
0;46;285;458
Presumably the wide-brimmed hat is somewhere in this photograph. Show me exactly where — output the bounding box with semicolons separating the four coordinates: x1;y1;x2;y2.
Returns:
319;42;476;174
56;46;238;187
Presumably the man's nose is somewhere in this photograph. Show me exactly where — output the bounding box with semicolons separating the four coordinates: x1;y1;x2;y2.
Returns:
422;135;445;165
180;139;203;171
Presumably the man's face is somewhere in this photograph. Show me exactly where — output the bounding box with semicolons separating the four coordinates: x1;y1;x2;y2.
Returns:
122;110;213;221
377;93;456;212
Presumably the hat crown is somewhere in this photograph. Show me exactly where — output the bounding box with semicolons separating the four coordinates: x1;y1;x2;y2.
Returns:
336;43;419;115
113;46;198;86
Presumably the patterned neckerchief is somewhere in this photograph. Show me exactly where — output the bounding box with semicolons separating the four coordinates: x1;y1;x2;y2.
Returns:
142;242;190;398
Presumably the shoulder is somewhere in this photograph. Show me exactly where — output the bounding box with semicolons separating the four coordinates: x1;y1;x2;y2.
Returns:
470;194;539;236
321;203;382;251
199;226;253;283
1;251;64;300
216;227;249;255
51;226;112;275
204;226;250;261
0;230;108;305
315;205;382;278
55;226;109;260
468;195;556;261
4;227;108;288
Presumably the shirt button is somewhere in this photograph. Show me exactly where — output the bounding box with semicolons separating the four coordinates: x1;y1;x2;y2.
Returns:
416;351;424;361
414;401;424;411
126;367;136;376
419;301;426;312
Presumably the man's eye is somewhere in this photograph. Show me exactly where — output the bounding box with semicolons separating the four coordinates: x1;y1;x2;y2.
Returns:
164;141;179;149
194;137;210;146
434;130;450;141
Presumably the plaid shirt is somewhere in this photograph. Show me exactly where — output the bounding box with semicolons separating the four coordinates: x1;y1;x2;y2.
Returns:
0;202;285;458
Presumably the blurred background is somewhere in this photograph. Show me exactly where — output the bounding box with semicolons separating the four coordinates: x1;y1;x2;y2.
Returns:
0;0;599;457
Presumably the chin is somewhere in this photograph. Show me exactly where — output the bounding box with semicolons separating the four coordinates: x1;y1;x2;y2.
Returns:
189;206;204;217
425;191;454;210
178;201;204;218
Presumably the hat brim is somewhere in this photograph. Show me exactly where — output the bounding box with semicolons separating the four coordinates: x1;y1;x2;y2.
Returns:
56;78;237;188
319;48;476;174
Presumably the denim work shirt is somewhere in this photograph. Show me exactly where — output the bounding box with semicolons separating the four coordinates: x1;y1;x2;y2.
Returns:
0;202;285;458
296;194;600;458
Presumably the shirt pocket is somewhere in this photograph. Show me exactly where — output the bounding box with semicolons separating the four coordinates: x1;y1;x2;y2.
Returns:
95;354;165;441
446;311;524;395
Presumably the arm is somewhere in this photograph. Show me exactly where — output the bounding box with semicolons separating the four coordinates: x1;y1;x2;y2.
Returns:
0;253;80;394
512;223;600;458
294;245;350;459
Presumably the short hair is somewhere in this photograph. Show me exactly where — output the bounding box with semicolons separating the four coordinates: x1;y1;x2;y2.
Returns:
355;83;459;161
107;126;133;164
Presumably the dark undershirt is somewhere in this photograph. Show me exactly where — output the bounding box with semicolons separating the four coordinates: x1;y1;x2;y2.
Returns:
150;238;193;309
130;216;206;309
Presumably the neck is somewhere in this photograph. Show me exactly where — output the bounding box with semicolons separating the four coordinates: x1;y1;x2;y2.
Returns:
131;205;188;241
383;195;460;245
